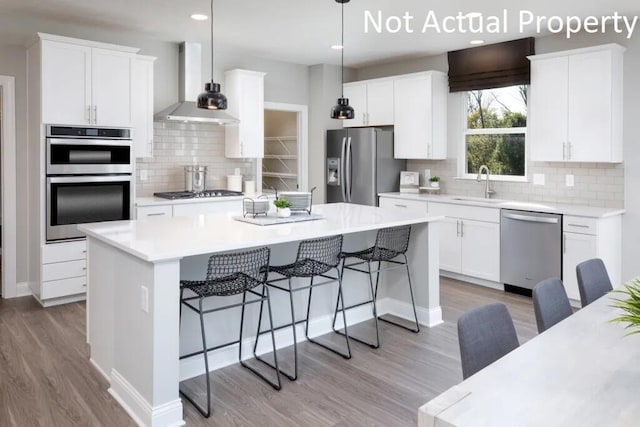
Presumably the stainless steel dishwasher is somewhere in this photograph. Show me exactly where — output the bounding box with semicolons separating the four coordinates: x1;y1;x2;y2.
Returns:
500;209;562;292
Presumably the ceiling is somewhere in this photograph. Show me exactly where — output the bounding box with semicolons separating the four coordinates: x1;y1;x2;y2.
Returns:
0;0;638;67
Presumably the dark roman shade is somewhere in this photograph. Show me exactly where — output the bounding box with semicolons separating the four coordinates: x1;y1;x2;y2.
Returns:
448;37;535;92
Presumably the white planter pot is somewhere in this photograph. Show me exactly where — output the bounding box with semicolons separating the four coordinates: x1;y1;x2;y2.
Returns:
276;207;291;218
430;182;440;188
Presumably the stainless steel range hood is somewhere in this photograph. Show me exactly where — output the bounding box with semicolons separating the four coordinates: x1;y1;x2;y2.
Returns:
155;42;238;125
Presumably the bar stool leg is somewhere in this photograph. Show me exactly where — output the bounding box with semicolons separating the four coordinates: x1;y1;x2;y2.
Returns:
252;279;298;381
239;288;282;390
306;275;351;359
375;255;420;333
179;297;212;418
332;260;380;349
367;260;381;348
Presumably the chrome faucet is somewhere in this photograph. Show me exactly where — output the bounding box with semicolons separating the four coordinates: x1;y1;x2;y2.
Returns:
476;165;495;199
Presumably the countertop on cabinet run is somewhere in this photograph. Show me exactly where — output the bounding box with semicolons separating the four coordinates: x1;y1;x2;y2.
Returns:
136;196;245;207
79;202;444;263
379;192;625;219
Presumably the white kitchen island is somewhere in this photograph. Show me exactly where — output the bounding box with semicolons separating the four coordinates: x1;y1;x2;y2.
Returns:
79;203;443;427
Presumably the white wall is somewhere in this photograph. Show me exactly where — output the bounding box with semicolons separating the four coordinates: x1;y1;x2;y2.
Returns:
0;45;28;285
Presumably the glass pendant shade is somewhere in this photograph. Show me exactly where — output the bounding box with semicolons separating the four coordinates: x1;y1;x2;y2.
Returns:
197;82;227;110
331;97;354;120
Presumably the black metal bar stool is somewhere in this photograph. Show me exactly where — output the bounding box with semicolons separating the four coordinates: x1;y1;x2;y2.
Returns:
253;235;352;381
333;225;419;349
179;246;281;418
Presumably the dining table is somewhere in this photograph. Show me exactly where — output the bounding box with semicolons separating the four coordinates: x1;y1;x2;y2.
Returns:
420;293;640;426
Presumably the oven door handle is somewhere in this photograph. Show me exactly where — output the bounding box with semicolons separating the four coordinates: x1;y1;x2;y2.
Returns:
47;175;132;184
47;138;132;147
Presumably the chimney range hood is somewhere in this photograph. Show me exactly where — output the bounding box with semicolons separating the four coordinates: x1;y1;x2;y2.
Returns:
155;42;238;124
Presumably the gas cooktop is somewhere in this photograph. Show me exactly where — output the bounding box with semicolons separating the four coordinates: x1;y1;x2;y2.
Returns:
153;190;244;200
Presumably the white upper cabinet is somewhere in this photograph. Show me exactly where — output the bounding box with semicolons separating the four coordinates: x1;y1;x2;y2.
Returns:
343;79;394;127
91;48;134;127
41;41;92;126
39;35;137;127
225;69;266;158
132;55;156;158
529;44;624;163
393;71;448;159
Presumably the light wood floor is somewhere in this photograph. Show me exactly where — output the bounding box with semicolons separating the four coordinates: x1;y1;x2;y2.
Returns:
0;278;537;426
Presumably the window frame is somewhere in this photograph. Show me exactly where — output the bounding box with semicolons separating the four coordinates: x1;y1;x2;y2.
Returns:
457;87;529;183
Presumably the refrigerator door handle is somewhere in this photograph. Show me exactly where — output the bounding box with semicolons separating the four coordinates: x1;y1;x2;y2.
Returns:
346;137;353;202
340;137;347;202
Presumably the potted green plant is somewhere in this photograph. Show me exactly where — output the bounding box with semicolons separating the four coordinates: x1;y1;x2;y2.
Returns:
610;278;640;336
429;176;440;189
274;198;292;218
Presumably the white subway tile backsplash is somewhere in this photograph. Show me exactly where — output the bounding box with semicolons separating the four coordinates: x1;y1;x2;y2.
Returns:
135;122;256;196
407;158;624;208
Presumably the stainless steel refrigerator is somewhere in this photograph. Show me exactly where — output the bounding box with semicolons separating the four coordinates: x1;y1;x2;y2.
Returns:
326;128;406;206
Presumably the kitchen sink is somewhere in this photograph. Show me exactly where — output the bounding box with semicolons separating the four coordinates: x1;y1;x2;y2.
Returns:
451;197;504;204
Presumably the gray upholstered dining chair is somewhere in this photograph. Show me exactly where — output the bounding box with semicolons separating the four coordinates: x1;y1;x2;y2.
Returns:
532;278;573;333
576;258;613;307
457;303;519;380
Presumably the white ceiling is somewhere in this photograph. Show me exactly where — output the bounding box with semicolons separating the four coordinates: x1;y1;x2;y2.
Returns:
0;0;639;67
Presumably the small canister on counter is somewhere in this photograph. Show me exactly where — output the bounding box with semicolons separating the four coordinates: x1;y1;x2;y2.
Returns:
185;165;208;192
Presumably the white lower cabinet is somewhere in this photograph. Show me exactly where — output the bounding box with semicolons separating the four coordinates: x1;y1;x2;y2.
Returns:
136;200;242;219
39;240;87;306
429;202;501;282
378;197;428;215
172;200;240;217
563;232;597;301
136;204;173;219
562;214;622;303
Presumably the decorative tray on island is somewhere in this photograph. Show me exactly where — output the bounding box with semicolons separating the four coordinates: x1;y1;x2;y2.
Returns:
233;212;324;226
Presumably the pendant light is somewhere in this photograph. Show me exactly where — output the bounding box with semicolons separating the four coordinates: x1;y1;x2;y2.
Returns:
330;0;355;120
197;0;227;110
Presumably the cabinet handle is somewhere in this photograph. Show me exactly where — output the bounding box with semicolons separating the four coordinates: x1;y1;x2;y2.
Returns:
562;142;566;161
394;204;407;208
567;223;589;228
82;267;87;271
563;234;567;254
86;105;92;124
147;213;166;217
456;220;460;237
82;250;87;254
93;105;98;124
461;220;464;238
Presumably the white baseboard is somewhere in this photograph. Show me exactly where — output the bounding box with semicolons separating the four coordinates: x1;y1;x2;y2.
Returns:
110;369;185;427
15;281;32;297
441;271;504;291
379;297;443;327
180;298;443;380
90;358;110;382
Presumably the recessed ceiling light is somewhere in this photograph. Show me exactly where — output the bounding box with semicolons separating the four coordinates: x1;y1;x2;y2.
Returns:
470;40;485;45
331;44;344;50
465;12;483;19
190;14;208;21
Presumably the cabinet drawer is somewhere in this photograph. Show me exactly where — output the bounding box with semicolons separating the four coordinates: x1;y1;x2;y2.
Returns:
173;201;240;217
136;205;173;219
429;202;500;223
379;197;428;215
563;216;598;235
42;259;86;282
42;240;87;264
41;277;86;300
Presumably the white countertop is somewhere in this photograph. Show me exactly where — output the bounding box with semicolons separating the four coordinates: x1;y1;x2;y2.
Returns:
79;203;443;263
420;295;640;426
379;192;625;219
136;196;246;207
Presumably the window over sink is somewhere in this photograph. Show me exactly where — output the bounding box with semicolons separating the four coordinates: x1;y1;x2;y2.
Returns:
462;85;527;180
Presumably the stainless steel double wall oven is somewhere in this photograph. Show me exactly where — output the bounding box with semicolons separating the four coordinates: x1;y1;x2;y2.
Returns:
46;125;133;241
